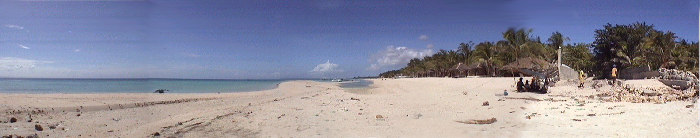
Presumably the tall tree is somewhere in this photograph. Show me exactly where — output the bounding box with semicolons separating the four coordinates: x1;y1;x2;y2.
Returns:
471;42;499;76
562;43;594;72
592;22;656;77
378;24;698;78
457;42;474;64
502;28;535;63
547;32;569;50
547;32;569;62
642;31;677;69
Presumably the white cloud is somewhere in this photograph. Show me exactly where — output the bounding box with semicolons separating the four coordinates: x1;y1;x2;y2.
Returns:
4;24;24;30
427;44;434;49
73;49;81;52
311;60;342;74
18;44;30;49
419;35;429;41
0;57;53;71
368;46;434;70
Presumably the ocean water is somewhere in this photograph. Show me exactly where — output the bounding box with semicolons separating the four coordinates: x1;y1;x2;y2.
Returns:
338;79;373;88
0;78;287;93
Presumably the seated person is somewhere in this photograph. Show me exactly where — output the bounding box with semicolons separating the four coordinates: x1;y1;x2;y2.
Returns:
530;79;538;92
524;80;530;91
539;84;548;93
516;78;525;92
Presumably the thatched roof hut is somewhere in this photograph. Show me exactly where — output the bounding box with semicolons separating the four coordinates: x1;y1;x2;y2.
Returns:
452;61;491;76
500;57;556;78
501;57;554;71
467;60;489;70
452;61;489;70
453;62;470;71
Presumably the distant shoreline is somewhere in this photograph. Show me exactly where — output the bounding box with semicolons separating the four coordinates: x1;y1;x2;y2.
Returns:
0;79;298;94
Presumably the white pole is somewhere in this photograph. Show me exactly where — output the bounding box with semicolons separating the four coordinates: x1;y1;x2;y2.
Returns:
558;46;562;81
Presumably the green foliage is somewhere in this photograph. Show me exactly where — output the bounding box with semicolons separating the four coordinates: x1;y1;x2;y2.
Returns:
379;23;698;78
547;32;568;50
501;28;537;63
562;43;594;72
591;22;698;77
547;32;569;61
457;42;474;64
379;69;402;78
379;28;559;78
669;40;699;72
472;42;499;76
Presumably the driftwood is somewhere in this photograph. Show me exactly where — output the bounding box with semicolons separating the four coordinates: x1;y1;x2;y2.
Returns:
505;97;542;101
543;98;567;102
598;112;625;116
456;118;497;124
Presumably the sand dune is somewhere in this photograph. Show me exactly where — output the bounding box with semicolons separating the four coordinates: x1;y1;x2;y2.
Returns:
1;78;698;137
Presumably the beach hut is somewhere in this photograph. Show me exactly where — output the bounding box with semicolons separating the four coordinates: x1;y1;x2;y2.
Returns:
456;61;491;76
502;57;553;71
452;63;469;77
501;57;555;77
453;62;469;71
468;60;492;76
452;61;491;77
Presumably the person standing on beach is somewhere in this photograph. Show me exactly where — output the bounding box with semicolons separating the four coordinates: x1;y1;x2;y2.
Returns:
578;70;586;88
611;65;618;85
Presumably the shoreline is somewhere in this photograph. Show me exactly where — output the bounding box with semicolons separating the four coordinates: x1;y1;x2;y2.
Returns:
0;80;290;94
1;80;325;137
1;78;698;137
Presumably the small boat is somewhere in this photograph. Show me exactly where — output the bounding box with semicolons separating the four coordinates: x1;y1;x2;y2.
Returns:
331;79;344;82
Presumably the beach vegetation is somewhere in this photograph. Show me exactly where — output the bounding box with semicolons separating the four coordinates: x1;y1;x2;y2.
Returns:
592;22;699;78
379;22;698;78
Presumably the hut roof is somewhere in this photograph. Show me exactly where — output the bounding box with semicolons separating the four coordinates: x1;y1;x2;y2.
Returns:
452;61;489;71
466;60;489;69
452;63;469;71
501;57;554;71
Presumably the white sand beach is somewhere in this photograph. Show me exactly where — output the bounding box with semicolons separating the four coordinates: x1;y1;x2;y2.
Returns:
1;78;699;137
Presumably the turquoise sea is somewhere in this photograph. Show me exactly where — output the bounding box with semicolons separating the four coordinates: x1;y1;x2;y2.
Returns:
0;78;288;93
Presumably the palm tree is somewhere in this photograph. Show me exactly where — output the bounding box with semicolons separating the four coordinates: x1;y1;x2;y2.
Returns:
547;32;569;50
522;42;551;60
457;42;474;64
405;58;421;77
502;28;534;63
472;42;499;76
642;31;677;69
563;43;594;72
423;56;436;77
547;31;569;62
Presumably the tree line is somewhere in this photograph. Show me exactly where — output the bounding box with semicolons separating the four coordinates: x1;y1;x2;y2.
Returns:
379;22;698;78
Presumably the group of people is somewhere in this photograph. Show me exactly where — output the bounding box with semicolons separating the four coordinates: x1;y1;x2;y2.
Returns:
517;65;618;93
516;77;548;93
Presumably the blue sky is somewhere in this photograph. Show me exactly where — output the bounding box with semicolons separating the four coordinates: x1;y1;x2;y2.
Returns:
0;0;697;79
